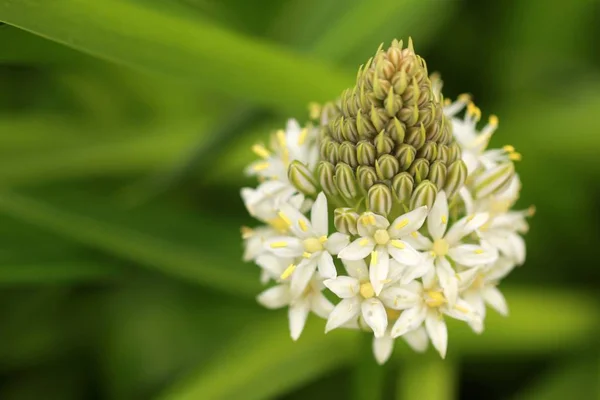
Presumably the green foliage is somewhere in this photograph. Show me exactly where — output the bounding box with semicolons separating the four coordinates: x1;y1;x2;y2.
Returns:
0;0;598;399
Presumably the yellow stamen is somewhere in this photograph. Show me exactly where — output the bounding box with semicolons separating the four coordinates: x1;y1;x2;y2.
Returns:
458;93;471;103
528;205;537;217
441;215;448;224
474;249;484;254
270;241;287;248
370;251;378;266
252;162;270;171
489;115;499;126
267;217;290;233
443;98;451;106
503;145;515;153
467;102;481;120
251;144;270;159
297;128;308;145
411;231;418;238
280;264;296;280
454;304;469;314
308;102;321;120
390;240;405;249
395;219;409;230
425;290;446;308
318;235;328;244
277;211;291;227
509;152;522;161
240;226;253;239
359;238;370;246
298;219;308;232
302;252;312;259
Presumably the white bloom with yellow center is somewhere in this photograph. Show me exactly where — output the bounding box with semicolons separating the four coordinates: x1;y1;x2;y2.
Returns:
389;278;481;358
337;207;427;295
264;193;349;298
403;191;497;305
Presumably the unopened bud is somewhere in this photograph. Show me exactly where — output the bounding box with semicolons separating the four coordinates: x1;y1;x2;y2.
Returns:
428;161;447;190
417;141;438;162
444;160;468;199
334;208;359;235
325;141;339;164
408;159;430;184
357;140;376;166
335;163;359;201
395;144;416;170
375;131;394;156
375;154;400;180
357;166;378;193
391;172;414;204
405;123;426;150
339;141;358;168
448;142;461;163
367;184;393;216
410;180;437;210
437;144;450;164
317;161;338;197
288;161;318;196
474;162;515;199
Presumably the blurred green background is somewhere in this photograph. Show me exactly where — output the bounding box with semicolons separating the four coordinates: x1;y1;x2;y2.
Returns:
0;0;598;399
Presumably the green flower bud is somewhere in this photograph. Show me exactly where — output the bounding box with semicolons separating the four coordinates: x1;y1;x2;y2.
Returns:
428;160;447;190
437;144;449;164
367;184;393;216
339;141;358;168
405;123;426;150
342;117;359;142
448;142;461;163
417;141;438;162
444;159;468;199
409;158;430;184
357;140;376;166
325;141;339;164
288;160;318;196
335;162;359;201
317;161;338;197
356;111;375;139
375;130;394;156
334;207;359;235
384;87;402;117
357;165;378;193
395;144;416;170
474;162;515;199
391;172;414;204
410;180;437;210
375;154;400;180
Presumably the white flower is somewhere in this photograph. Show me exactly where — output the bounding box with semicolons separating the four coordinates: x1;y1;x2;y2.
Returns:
372;326;428;365
263;193;349;298
257;278;333;341
323;259;406;338
403;191;497;305
246;119;318;182
337;208;427;295
389;279;481;358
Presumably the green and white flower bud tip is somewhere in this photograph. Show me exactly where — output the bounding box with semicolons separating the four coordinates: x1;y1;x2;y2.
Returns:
335;162;359;201
288;160;318;196
317;161;338;197
357;166;378;193
367;184;393;217
391;172;414;203
444;159;468;199
474;161;515;199
410;179;437;210
334;207;359;235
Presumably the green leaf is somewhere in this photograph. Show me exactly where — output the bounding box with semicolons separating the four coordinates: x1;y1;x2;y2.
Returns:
157;316;359;400
0;0;352;114
0;261;120;285
396;356;456;400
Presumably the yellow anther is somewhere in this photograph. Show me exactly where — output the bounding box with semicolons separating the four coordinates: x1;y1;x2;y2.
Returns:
390;240;405;249
297;128;308;145
277;211;291;227
359;238;371;247
367;215;376;225
509;152;522;161
240;226;254;239
474;249;484;254
458;93;471;103
467;102;481;120
252;162;270;171
432;239;449;257
503;145;515;153
251;144;271;159
489;115;499;126
454;304;469;314
302;252;312;259
395;219;409;230
528;205;537;217
370;251;378;266
276;130;286;148
270;241;288;248
467;214;475;222
444;98;451;106
280;264;296;280
441;215;448;224
318;235;328;244
425;290;446;308
411;231;418;238
298;219;308;232
268;217;290;233
308;102;321;120
359;282;375;299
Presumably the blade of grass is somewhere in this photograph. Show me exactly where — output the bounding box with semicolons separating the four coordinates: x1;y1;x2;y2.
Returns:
0;0;351;114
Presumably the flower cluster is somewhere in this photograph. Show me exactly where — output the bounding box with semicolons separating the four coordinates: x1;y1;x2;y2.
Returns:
241;39;532;363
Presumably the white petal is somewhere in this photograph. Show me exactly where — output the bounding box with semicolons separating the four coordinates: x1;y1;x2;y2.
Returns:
289;298;310;340
379;285;421;310
387;259;407;283
486;256;517;281
388;206;428;238
325;297;361;333
449;244;498;267
507;233;526;265
317;251;337;279
323;276;360;299
444;213;489;245
342;259;369;281
444;298;481;325
427;191;448;240
257;285;291;309
310;290;334;319
325;232;350;255
255;254;289;278
338;237;375;261
373;334;394;364
278;203;312;238
361;298;388;338
462;290;486;321
457;267;480;291
402;326;429;353
482;286;509;316
260;269;271;285
435;257;458;306
357;212;390;237
370;247;389;295
404;231;433;251
387;241;421;266
390;305;427;338
401;261;432;284
290;259;318;298
311;192;329;236
425;309;448;358
264;236;304;258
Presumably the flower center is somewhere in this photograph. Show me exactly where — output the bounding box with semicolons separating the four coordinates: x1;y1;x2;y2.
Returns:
303;237;324;253
359;282;375;299
373;229;390;245
432;239;449;257
425;290;446;308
